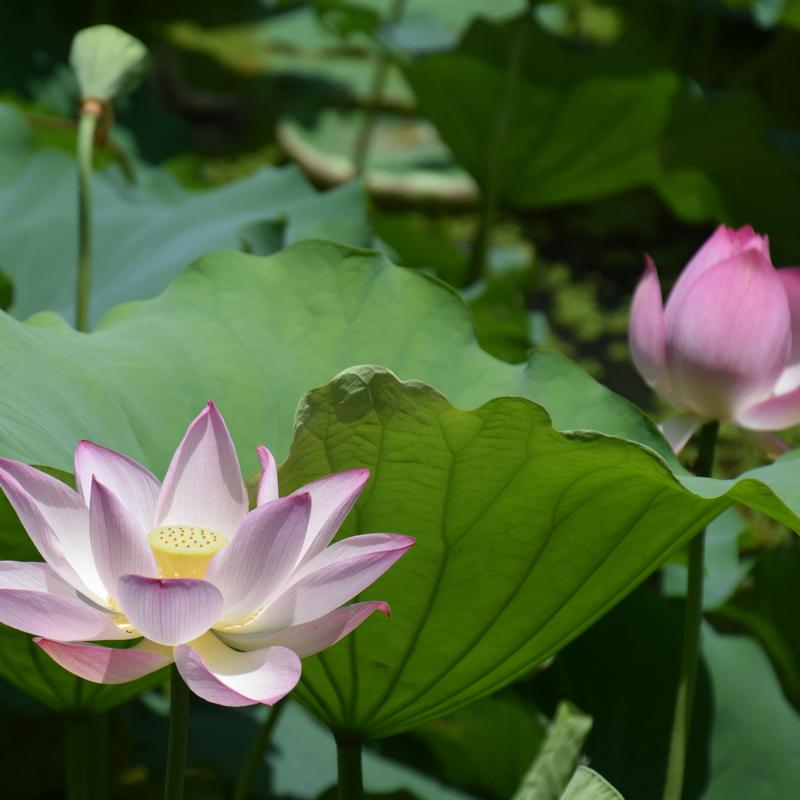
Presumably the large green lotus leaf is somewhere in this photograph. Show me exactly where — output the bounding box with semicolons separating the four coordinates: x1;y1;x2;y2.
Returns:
278;367;800;738
0;239;529;712
404;16;678;208
702;625;800;799
0;240;799;722
0;138;368;324
0;105;30;181
0;241;531;474
717;542;800;709
0;239;797;511
520;350;677;467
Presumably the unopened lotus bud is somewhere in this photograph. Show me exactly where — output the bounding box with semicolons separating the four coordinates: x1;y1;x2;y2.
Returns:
629;225;800;451
70;24;148;104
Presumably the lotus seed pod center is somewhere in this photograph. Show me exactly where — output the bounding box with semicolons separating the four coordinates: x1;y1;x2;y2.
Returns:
147;525;228;579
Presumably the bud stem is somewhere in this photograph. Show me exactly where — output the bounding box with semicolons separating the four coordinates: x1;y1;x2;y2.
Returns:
662;420;719;800
75;106;100;332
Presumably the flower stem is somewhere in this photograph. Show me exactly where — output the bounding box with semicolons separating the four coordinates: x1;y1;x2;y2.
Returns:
89;712;109;799
662;420;719;800
164;665;190;800
65;715;91;800
231;701;287;800
76;106;100;333
465;9;528;286
352;0;407;175
335;733;363;800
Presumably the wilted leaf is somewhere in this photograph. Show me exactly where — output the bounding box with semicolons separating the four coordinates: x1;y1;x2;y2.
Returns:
511;703;593;800
560;767;624;800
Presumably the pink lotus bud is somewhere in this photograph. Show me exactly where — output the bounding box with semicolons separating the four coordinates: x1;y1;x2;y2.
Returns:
629;225;800;451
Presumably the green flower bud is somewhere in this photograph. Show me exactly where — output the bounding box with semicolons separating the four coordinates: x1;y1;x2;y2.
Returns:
70;24;149;103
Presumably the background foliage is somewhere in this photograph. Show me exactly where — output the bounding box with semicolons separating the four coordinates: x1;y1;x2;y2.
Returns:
1;1;800;798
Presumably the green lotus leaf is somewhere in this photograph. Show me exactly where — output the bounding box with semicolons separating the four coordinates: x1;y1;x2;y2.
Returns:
701;625;800;799
0;133;369;323
279;366;799;737
404;16;678;208
0;241;798;723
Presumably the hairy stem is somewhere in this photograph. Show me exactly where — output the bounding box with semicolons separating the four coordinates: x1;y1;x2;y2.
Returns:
164;666;190;800
662;421;719;800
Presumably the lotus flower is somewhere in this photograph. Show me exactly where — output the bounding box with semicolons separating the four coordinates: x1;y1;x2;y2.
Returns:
0;403;413;706
629;224;800;453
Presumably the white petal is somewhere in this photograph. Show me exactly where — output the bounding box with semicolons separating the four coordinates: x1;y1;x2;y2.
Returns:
155;403;247;540
89;478;157;600
75;441;160;534
116;575;223;646
175;632;300;707
292;469;370;564
0;459;105;601
0;561;128;641
243;533;413;632
220;600;390;656
206;494;310;626
659;414;703;454
256;446;278;506
35;638;172;683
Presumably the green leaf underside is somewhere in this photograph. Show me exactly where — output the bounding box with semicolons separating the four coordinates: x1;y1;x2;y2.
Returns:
280;368;799;737
1;242;800;720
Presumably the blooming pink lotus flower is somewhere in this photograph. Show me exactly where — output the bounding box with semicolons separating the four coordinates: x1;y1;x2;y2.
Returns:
0;403;413;706
629;224;800;453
